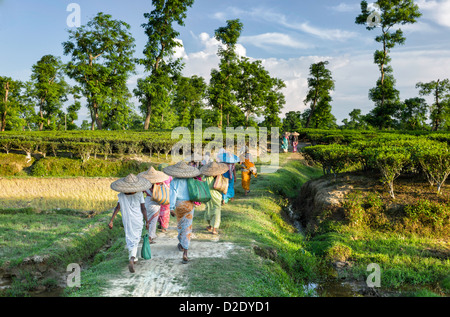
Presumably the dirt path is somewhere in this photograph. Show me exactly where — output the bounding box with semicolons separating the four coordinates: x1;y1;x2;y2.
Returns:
102;151;305;297
102;225;242;297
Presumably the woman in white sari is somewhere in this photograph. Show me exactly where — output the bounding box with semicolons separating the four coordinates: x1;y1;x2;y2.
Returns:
109;174;151;273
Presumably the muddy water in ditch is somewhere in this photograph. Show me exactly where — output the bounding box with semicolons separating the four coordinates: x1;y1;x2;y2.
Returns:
0;276;64;297
285;204;365;297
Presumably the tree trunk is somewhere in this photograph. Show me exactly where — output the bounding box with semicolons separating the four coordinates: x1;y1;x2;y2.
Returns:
433;80;441;131
1;111;6;132
305;89;319;128
39;99;44;131
219;104;223;128
1;81;10;132
93;102;102;130
144;97;152;130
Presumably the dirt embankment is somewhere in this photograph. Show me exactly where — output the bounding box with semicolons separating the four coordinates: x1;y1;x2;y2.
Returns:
291;174;370;232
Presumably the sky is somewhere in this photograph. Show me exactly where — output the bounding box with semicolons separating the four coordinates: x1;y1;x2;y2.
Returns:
1;0;450;126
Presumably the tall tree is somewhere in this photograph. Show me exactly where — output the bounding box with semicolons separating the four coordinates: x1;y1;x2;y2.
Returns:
303;61;335;128
356;0;421;128
416;79;450;131
261;78;286;129
137;0;194;130
236;58;285;128
366;74;401;129
63;12;136;130
172;75;207;128
394;97;428;130
0;77;22;131
282;111;302;132
342;109;368;130
310;95;337;129
208;19;243;128
30;55;68;130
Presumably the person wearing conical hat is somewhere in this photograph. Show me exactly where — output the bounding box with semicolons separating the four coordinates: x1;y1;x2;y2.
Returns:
138;167;171;243
163;161;201;264
109;174;151;273
292;132;299;153
200;162;228;235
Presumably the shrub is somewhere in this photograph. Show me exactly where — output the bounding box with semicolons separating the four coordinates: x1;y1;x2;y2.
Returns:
415;144;450;194
326;242;352;263
404;200;449;229
302;144;359;179
342;192;368;228
30;157;152;177
0;153;34;176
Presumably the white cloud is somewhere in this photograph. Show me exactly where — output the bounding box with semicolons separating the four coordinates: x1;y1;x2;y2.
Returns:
329;2;360;13
293;21;357;41
240;33;312;50
416;0;450;28
211;6;358;41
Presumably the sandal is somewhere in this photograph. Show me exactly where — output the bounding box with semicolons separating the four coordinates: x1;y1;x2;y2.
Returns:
129;258;135;273
182;257;190;264
177;243;184;252
206;226;212;232
212;229;219;235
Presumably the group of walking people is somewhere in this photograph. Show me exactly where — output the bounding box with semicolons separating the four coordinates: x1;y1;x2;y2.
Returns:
281;132;300;153
108;147;257;273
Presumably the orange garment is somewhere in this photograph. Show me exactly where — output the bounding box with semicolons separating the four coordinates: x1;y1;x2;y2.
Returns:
241;158;257;192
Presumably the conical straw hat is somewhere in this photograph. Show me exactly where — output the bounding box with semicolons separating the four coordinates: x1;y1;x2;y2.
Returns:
138;166;170;184
163;161;201;179
111;174;151;193
200;161;229;177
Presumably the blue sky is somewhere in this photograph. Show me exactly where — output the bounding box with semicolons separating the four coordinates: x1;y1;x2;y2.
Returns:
1;0;450;125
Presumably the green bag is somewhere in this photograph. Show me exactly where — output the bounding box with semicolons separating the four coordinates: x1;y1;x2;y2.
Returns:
187;178;211;203
141;233;151;260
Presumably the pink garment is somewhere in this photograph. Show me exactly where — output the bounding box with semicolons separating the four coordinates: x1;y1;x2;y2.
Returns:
158;176;172;229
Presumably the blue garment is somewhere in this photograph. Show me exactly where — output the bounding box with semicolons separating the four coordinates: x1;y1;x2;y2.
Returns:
222;169;235;203
169;178;191;211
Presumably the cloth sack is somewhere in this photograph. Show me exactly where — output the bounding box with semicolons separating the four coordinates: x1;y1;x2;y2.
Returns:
152;183;170;205
213;174;229;194
141;233;152;260
187;178;211;203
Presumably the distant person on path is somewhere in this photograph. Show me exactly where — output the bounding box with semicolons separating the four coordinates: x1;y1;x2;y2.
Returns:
109;174;151;273
292;132;299;153
281;132;290;153
219;152;239;205
138;167;171;242
164;161;201;264
240;147;257;196
200;161;229;235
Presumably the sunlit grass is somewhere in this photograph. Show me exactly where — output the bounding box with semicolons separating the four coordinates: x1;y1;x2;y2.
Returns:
0;178;118;212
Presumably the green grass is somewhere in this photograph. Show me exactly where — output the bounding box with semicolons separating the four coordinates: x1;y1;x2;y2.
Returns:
0;208;124;297
305;188;450;296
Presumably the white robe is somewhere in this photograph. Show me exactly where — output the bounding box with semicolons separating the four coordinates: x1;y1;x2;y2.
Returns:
118;192;145;259
144;189;161;240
